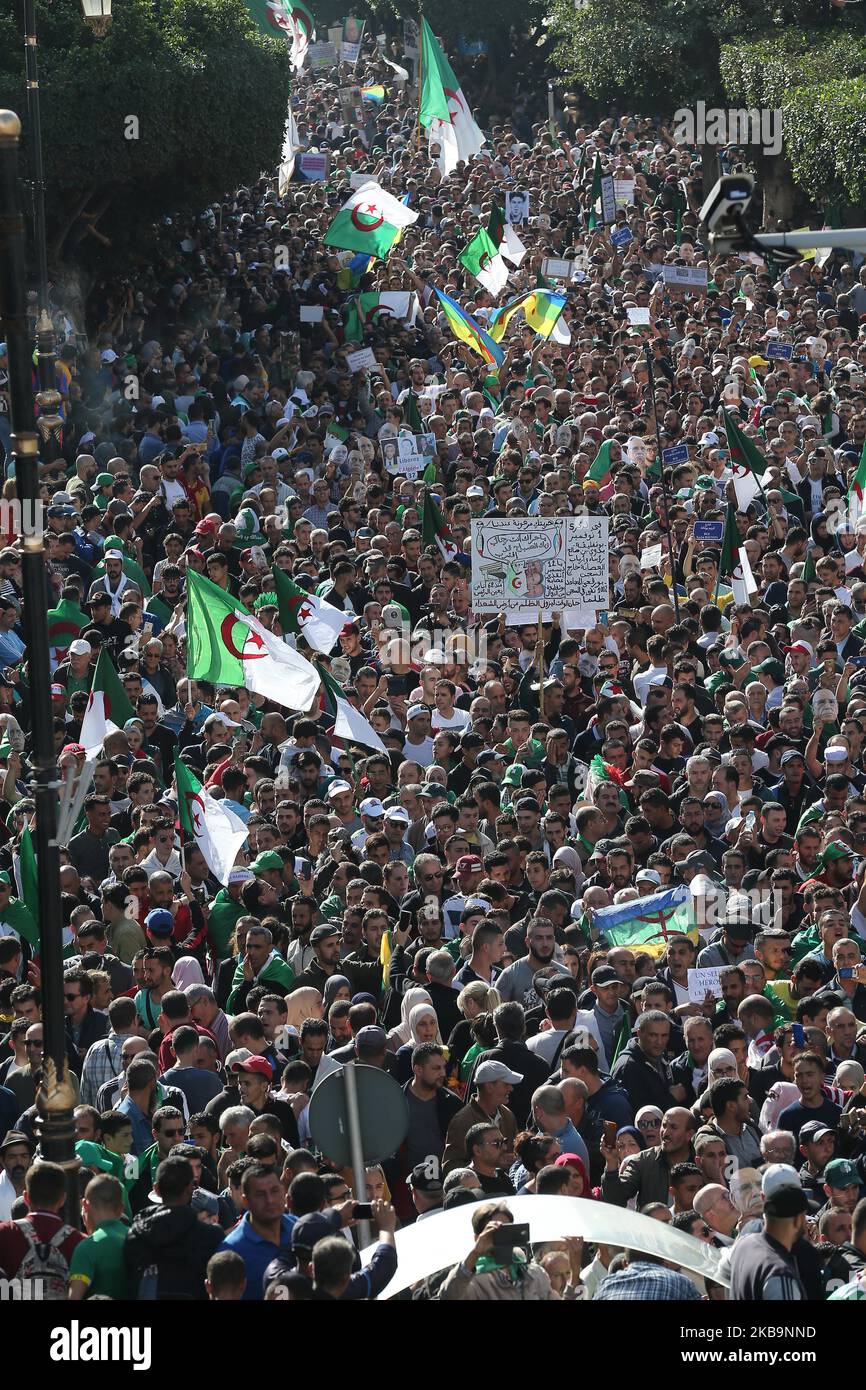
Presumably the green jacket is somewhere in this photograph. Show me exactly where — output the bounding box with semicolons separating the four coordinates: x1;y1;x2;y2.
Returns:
227;950;295;1012
207;889;246;961
790;922;866;967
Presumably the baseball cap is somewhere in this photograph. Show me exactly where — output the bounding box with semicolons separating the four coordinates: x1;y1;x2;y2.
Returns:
824;1158;860;1189
224;1048;252;1070
635;869;663;887
75;1141;116;1173
384;806;410;824
292;1211;337;1253
354;1025;387;1051
195;519;217;536
358;797;386;818
785;640;814;659
780;749;805;765
761;1164;809;1216
456;854;483;874
474;1060;524;1085
407;1163;443;1195
327;779;353;800
230;1055;273;1079
753;658;786;681
69;639;92;657
228;868;254;885
87;592;111;607
799;1121;835;1144
591;965;620;987
250;850;285;874
406;704;431;721
310;923;340;945
144;908;175;938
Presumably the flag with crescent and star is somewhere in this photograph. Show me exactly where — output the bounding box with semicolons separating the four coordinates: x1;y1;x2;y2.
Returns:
271;566;348;654
186;570;321;713
174;755;249;887
324;181;418;260
419;18;486;175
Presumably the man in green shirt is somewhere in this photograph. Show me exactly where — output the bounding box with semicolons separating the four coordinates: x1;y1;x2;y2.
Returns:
68;1173;131;1300
207;870;252;962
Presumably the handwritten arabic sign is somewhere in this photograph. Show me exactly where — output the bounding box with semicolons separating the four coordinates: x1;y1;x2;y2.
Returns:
471;517;610;614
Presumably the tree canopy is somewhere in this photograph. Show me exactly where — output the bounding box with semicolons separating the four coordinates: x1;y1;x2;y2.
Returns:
0;0;291;275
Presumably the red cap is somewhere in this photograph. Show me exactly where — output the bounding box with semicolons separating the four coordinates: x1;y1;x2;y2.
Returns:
231;1055;273;1080
195;519;217;535
240;548;253;564
61;743;86;755
456;854;483;874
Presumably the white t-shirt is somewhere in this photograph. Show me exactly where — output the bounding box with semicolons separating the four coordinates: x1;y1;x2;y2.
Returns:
430;706;471;734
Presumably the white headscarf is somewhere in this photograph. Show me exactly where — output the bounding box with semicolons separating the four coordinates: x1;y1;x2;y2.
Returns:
408;1002;442;1046
386;987;432;1049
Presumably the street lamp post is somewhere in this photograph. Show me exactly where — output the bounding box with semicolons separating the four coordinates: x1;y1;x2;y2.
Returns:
0;109;79;1225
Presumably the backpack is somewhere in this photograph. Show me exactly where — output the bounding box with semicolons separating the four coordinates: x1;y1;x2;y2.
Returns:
13;1219;73;1300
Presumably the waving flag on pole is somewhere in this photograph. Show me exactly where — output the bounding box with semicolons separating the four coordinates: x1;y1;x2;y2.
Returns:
458;223;509;296
271;566;347;654
287;2;315;69
420;489;459;562
79;648;136;754
593;885;697;958
175;756;249;886
279;107;299;196
488;289;568;343
324;181;418;259
319;664;387;753
587;153;603;232
419;18;485;175
847;439;866;524
186;570;321;713
433;289;504;366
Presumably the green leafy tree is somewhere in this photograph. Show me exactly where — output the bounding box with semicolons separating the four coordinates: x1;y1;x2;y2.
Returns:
0;0;291;280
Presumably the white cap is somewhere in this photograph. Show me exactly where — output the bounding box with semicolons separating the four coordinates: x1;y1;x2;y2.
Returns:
327;779;353;800
384;806;410;823
69;639;92;656
699;431;720;446
228;868;254;885
359;797;386;818
101;349;118;364
104;549;124;561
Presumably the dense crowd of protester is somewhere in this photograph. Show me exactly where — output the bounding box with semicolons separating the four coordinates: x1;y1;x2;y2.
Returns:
1;25;866;1303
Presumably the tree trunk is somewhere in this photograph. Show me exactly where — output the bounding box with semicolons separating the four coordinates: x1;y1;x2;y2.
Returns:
760;150;797;229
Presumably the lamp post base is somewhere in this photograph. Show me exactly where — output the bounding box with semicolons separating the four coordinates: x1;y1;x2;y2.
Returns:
35;1056;82;1228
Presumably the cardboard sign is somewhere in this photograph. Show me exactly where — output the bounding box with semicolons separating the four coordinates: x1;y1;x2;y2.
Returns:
662;444;690;467
345;347;378;373
299;305;324;323
308;42;338;70
600;174;617;225
687;966;725;1002
627;307;650;325
767;341;794;361
694;520;724;542
541;258;573;281
471;516;610;615
662;265;708;291
613;179;635;207
611;226;633;249
640;544;664;569
298;152;328;182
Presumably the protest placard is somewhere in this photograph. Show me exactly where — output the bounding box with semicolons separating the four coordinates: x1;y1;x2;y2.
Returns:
613;179;635;207
541;258;573;281
298;152;328;181
767;341;794;361
687;967;725;1002
627;307;650;325
611;226;633;249
341;17;365;64
471;517;609;614
505;191;529;225
662;444;690;467
662;265;708;291
600;175;617;224
694;520;725;543
307;42;338;71
346;347;378;373
640;544;664;570
299;306;324;323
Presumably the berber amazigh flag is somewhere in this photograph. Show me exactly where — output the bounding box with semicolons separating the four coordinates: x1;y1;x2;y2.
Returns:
174;756;249;886
324;182;418;259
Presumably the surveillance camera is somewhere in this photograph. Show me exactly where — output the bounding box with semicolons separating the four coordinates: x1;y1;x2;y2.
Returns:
699;174;755;256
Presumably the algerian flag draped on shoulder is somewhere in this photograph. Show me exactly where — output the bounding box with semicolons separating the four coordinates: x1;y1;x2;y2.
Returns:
186;569;321;713
419;18;485;175
47;597;88;670
271;566;347;654
79;647;137;754
324;182;418;259
319;664;387;753
420;489;459;561
175;756;249;887
593;884;697;959
847;439;866;522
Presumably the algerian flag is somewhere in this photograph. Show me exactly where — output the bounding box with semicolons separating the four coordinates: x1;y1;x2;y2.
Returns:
500;223;526;268
279;107;299;196
272;566;347;654
459;225;509;296
287;0;315;70
79;648;136;753
175;756;249;887
47;597;88;671
14;824;39;935
344;291;413;340
319;664;387;753
419;18;485;175
420;489;458;561
186;569;321;713
847;440;866;524
732;546;758;606
722;406;768;477
585;439;615;487
587;153;603;232
732;459;760;511
324;182;418;259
